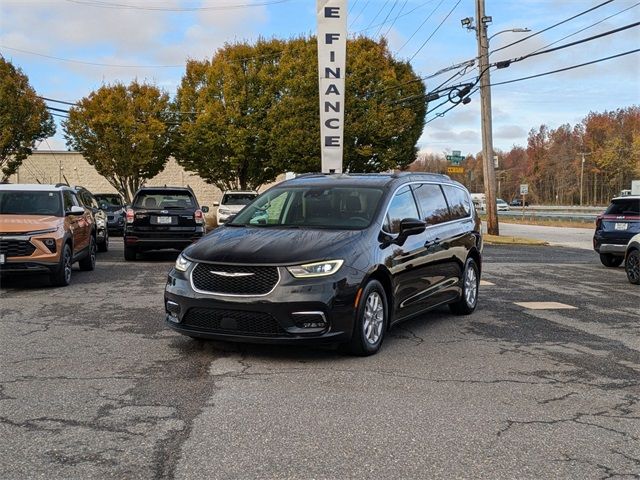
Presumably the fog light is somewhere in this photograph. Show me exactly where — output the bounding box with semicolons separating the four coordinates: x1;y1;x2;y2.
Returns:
166;300;180;316
292;312;327;329
42;238;57;253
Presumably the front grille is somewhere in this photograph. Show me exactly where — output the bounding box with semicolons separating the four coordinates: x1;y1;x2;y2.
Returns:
191;263;279;295
182;308;287;336
0;240;36;257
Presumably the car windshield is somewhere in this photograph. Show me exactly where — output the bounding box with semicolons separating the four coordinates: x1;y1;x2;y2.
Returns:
133;191;195;210
606;199;640;216
95;194;123;206
0;190;63;216
221;193;257;206
229;186;384;229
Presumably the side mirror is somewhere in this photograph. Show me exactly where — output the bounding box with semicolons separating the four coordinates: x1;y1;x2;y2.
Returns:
213;201;220;207
226;214;236;223
201;206;210;213
67;205;85;216
399;218;426;237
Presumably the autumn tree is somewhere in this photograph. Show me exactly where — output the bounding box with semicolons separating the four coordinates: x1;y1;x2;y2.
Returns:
64;82;172;202
172;36;425;191
0;58;55;181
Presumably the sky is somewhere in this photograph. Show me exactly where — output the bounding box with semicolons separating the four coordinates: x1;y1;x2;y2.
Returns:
1;0;639;158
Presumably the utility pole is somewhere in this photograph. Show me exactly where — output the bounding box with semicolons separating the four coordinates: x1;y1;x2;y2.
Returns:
475;0;499;235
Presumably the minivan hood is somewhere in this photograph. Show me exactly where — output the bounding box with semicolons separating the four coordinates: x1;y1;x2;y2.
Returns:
184;226;367;265
0;215;63;234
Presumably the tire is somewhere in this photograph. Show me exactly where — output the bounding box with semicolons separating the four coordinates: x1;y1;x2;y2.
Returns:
600;253;623;268
50;244;72;287
449;257;479;315
97;229;109;252
124;244;137;261
79;236;96;271
626;250;640;285
346;280;388;356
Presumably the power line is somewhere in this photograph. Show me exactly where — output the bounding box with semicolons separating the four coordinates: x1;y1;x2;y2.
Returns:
395;0;446;54
362;0;391;33
383;0;409;38
39;96;76;106
349;0;370;28
353;0;439;33
408;0;463;62
490;48;640;87
64;0;295;12
375;0;400;38
491;0;615;55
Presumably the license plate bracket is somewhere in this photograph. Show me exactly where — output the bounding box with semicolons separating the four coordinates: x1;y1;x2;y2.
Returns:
0;253;5;264
614;222;628;231
155;216;173;225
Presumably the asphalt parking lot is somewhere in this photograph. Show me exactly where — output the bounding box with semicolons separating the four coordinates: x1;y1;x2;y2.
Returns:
1;239;639;479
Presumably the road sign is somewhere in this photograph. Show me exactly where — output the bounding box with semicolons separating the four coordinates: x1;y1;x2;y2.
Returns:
446;153;465;166
447;166;464;174
520;184;529;195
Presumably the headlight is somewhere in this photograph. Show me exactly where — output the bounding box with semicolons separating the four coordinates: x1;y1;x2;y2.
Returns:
175;254;192;272
287;260;344;278
218;208;231;215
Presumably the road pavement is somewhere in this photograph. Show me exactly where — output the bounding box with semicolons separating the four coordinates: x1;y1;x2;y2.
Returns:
1;239;638;479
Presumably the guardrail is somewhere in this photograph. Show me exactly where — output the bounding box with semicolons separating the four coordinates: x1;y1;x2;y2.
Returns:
497;211;597;222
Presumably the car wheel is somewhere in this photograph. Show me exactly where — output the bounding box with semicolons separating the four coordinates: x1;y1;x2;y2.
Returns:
600;253;623;268
626;250;640;285
50;243;73;286
79;236;97;271
449;257;479;315
98;229;109;252
124;244;137;261
346;280;388;356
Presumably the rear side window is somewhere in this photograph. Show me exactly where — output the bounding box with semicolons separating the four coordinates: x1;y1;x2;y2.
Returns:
411;183;451;225
384;186;420;234
606;199;640;215
134;191;196;210
442;185;471;220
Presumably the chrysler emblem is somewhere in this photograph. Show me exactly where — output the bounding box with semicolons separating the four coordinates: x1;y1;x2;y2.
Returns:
209;271;254;278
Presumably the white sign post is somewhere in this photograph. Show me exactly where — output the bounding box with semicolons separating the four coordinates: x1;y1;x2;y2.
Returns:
520;183;529;218
317;0;347;173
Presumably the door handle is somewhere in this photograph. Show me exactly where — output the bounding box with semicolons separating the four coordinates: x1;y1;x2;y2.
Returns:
424;237;440;248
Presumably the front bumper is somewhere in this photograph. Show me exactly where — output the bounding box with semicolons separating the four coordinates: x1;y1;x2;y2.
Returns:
164;265;360;344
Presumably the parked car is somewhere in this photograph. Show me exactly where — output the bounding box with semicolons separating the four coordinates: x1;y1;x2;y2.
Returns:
215;190;258;224
94;193;125;234
74;186;109;252
594;195;640;267
625;233;640;284
496;198;510;211
0;184;96;286
124;186;209;261
164;173;482;356
509;198;529;207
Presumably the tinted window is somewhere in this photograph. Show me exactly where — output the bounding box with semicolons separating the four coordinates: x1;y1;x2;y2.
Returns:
606;198;640;215
0;191;63;216
442;185;471;220
230;186;384;229
384;186;420;234
78;190;98;209
221;193;257;206
63;191;79;212
95;194;123;207
411;183;451;225
133;190;196;210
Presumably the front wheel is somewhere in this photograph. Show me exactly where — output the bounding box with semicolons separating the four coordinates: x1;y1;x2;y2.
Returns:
79;236;96;271
626;250;640;284
449;257;479;315
346;280;388;356
98;229;109;252
600;253;623;268
50;244;72;287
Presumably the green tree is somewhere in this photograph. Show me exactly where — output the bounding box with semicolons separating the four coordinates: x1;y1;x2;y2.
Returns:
64;82;172;202
173;36;425;190
0;58;55;181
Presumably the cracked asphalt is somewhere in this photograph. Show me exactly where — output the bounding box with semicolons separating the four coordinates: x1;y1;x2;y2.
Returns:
1;239;639;479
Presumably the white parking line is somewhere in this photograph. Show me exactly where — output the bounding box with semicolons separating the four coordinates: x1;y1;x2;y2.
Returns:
514;301;577;310
480;280;495;286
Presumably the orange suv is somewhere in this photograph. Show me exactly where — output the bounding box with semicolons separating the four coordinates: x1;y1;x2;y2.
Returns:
0;184;96;286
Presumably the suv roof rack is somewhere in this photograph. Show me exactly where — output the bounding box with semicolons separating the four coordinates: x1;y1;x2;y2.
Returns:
55;182;69;188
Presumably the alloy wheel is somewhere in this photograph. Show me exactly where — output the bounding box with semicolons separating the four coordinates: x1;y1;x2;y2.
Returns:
628;252;640;283
63;248;72;284
363;291;384;345
464;264;478;307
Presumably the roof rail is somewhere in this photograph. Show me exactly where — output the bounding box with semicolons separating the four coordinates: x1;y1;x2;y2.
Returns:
55;182;69;187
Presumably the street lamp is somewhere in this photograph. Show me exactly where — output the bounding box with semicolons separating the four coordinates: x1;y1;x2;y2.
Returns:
488;28;531;42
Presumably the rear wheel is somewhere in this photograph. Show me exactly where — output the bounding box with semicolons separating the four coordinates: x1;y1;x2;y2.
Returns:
79;236;96;271
626;250;640;284
346;280;388;356
124;244;137;261
600;253;623;268
449;257;479;315
50;244;72;287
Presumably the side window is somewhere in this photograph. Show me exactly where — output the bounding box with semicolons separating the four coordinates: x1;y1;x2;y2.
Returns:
383;185;420;234
411;183;451;225
62;191;75;212
442;185;471;220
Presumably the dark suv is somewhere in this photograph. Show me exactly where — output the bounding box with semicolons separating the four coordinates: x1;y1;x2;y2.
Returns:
594;195;640;267
164;173;482;356
94;193;125;234
74;186;109;252
124;186;208;261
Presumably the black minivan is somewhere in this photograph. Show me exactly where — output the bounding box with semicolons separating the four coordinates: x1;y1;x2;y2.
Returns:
164;173;482;355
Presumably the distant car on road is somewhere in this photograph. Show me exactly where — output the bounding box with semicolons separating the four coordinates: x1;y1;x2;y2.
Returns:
594;195;640;267
215;190;258;224
509;198;529;207
496;198;510;211
95;193;125;234
624;233;640;284
124;186;208;261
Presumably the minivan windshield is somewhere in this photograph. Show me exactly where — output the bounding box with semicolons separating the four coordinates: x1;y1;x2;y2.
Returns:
229;186;384;229
0;190;63;216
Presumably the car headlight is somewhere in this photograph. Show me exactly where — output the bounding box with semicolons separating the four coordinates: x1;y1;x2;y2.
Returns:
287;260;344;278
175;254;192;272
218;208;231;215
